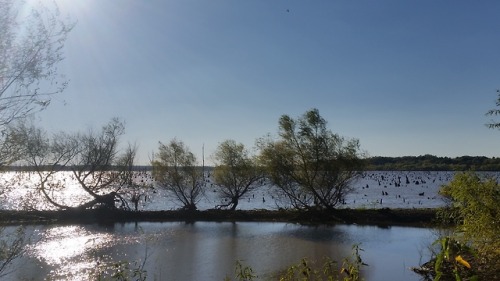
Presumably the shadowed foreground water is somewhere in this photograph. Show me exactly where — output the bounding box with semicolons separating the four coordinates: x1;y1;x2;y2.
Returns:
6;222;436;280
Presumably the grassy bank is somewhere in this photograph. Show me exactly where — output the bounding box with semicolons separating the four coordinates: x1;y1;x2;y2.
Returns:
0;207;439;227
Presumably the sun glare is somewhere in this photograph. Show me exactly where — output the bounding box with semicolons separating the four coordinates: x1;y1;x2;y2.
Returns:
27;225;115;279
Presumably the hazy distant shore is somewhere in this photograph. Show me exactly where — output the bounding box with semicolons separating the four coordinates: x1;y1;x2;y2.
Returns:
4;155;500;172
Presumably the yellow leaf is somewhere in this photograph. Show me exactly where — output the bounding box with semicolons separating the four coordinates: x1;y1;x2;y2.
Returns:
455;255;471;269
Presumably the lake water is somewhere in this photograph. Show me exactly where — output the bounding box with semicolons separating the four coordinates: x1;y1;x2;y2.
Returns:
1;171;480;280
5;222;437;281
0;170;476;210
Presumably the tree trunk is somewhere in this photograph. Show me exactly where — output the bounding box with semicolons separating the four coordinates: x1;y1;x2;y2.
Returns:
230;197;239;211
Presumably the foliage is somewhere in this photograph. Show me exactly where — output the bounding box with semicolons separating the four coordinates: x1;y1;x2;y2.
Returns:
7;118;137;210
212;139;264;210
366;155;500;171
258;108;365;211
152;138;204;211
0;0;73;132
226;244;366;281
0;0;73;166
439;172;500;258
430;236;478;281
485;89;500;130
429;172;500;280
0;1;72;276
92;259;148;281
67;119;136;209
115;143;152;211
224;260;258;281
0;226;26;278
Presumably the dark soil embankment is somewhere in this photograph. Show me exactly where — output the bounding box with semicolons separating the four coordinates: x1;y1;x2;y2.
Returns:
0;208;439;226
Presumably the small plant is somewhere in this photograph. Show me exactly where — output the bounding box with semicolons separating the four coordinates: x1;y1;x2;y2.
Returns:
224;260;257;281
340;244;367;281
432;236;477;281
276;244;366;281
92;258;148;281
224;245;367;281
429;172;500;280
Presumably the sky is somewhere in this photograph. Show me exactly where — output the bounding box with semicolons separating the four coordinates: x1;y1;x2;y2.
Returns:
26;0;500;165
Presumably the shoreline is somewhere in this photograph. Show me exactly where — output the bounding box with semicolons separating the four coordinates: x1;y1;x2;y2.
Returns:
0;207;440;227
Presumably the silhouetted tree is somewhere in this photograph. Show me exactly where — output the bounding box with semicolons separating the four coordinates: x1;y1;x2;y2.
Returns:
8;119;135;210
0;0;73;132
152;139;204;211
0;1;72;276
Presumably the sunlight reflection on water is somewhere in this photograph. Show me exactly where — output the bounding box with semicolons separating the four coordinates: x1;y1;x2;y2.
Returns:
12;222;437;281
26;225;115;280
1;171;96;210
0;170;460;211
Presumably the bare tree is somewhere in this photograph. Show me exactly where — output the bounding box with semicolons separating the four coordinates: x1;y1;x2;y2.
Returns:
0;0;73;131
8;119;136;210
152;139;204;211
258;108;365;211
212;139;264;210
486;90;500;130
0;1;72;277
0;227;26;278
66;119;134;210
4;119;77;210
117;143;151;211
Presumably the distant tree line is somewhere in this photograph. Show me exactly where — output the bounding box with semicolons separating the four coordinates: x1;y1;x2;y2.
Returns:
366;154;500;171
8;154;500;172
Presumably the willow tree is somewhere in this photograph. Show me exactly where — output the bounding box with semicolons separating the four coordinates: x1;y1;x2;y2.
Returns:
0;0;73;132
8;119;135;210
0;1;72;276
212;139;264;210
152;139;204;211
66;119;135;210
258;108;365;211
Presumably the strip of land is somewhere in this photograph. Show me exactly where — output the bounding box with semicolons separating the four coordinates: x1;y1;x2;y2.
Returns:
0;208;439;227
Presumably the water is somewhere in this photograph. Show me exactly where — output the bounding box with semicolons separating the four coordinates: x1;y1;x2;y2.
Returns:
0;171;471;280
0;170;474;210
5;222;436;280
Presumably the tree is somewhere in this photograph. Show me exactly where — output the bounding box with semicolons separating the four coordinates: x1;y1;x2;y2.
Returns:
0;0;73;133
258;108;365;211
117;143;151;211
152;139;204;211
212;139;264;210
8;118;135;210
486;90;500;129
67;119;133;210
0;1;72;276
418;94;500;280
434;172;500;280
0;227;26;279
440;173;500;257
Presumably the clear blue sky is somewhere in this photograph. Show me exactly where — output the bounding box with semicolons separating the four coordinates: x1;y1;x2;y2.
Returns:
33;0;500;165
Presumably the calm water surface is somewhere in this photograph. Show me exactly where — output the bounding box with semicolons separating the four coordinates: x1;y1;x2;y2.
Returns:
6;222;435;281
